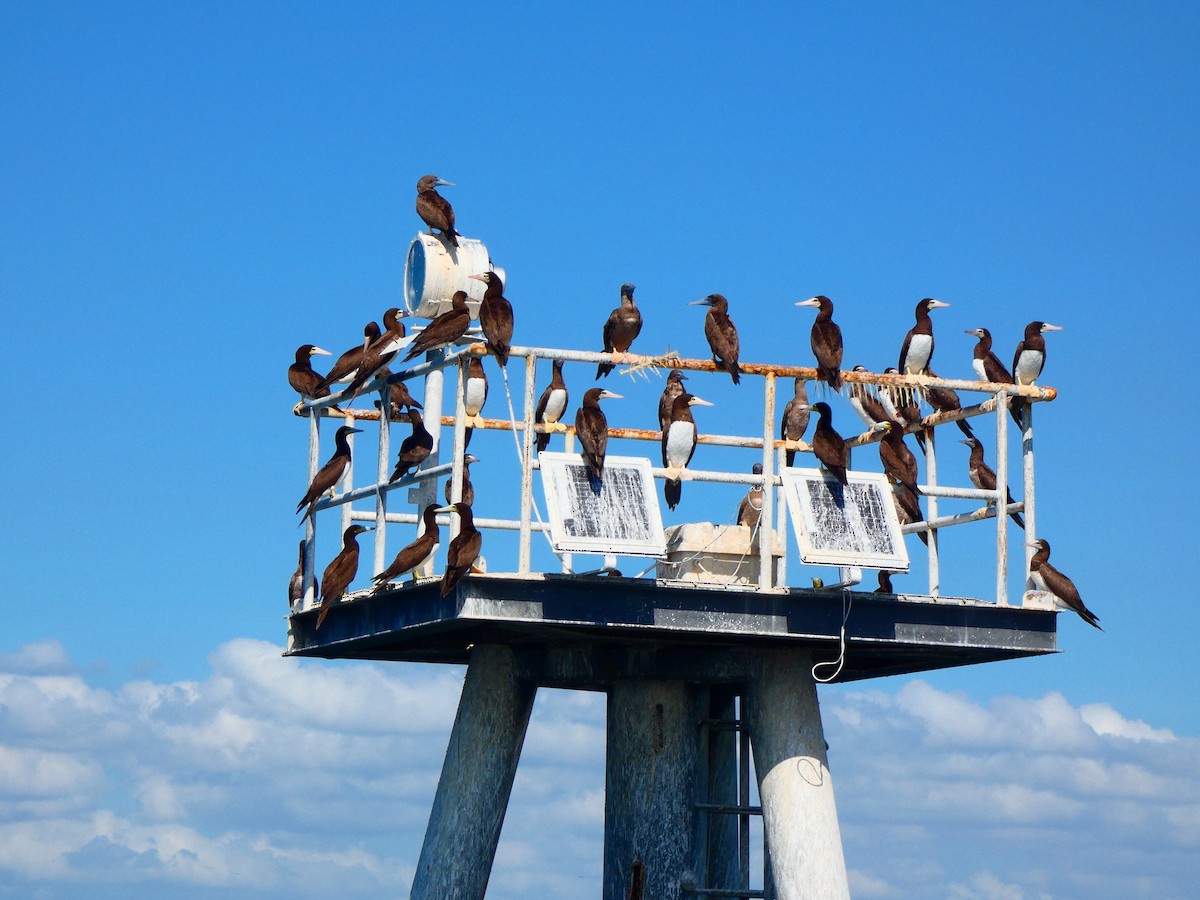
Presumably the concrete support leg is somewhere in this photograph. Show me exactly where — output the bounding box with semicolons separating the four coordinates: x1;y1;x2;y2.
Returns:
603;681;704;900
410;645;536;900
744;649;849;900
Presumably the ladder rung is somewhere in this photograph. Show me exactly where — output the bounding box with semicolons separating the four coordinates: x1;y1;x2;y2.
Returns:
695;802;762;816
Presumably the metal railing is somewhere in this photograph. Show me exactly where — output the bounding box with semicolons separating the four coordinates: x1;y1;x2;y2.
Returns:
293;341;1055;611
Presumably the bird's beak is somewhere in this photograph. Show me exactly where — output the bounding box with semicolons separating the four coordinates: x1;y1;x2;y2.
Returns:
600;390;624;400
1042;323;1064;332
463;454;480;464
871;421;891;433
468;273;487;283
348;427;364;434
434;504;457;514
311;346;332;356
964;329;979;336
688;298;713;307
929;300;952;309
689;397;715;407
795;298;820;308
435;179;455;187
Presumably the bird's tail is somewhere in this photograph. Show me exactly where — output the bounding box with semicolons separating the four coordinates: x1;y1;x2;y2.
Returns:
665;477;682;510
596;361;614;379
492;342;510;367
535;432;550;453
819;367;843;393
956;419;975;438
831;465;848;486
729;361;741;385
315;598;333;630
785;448;796;467
1079;606;1103;631
1011;511;1026;529
447;228;460;248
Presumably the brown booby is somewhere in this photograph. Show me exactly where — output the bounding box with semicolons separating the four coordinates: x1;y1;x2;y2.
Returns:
965;327;1024;428
462;356;488;428
924;367;975;438
875;571;894;593
596;283;642;378
388;409;434;482
658;369;687;431
795;295;843;391
289;540;307;607
809;401;849;485
848;366;890;428
535;358;569;452
898;298;951;375
289;344;334;401
315;524;372;630
891;484;928;545
438;501;482;597
1012;321;1062;385
374;373;423;421
780;377;810;467
691;293;741;384
416;175;459;247
296;425;361;518
737;463;765;528
875;420;922;497
663;392;713;510
470;271;513;367
444;453;479;507
403;290;471;361
575;387;621;483
1026;539;1101;630
342;307;408;398
961;436;1025;528
317;322;381;389
371;504;440;590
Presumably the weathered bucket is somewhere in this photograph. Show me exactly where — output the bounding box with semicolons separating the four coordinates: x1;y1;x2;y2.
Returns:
403;233;507;320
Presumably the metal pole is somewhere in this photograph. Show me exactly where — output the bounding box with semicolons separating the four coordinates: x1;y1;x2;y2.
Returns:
304;410;320;609
925;424;939;598
759;373;776;592
519;353;537;574
995;390;1009;605
374;383;390;575
1022;401;1036;592
340;412;354;537
410;645;536;900
743;649;850;900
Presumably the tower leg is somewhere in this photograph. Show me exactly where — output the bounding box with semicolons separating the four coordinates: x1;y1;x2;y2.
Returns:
603;681;705;900
744;649;849;900
410;645;536;899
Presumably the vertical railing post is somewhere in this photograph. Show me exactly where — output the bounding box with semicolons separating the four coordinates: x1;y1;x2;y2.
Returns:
413;355;444;576
759;372;776;591
374;384;390;576
519;352;537;575
448;354;467;544
925;423;939;597
1021;399;1036;591
304;407;320;609
340;412;354;537
995;389;1009;606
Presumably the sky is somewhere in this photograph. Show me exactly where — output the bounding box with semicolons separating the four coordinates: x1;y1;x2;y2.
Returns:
2;2;1198;897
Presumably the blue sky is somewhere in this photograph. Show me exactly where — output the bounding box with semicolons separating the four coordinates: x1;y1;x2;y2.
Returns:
3;2;1198;897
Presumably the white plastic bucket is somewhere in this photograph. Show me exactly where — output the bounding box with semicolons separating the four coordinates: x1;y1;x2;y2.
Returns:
403;233;507;320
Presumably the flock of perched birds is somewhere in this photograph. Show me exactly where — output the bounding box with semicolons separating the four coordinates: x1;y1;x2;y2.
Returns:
286;174;1101;633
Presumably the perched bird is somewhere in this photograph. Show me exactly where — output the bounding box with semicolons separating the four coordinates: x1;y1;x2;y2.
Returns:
780;377;810;467
596;283;642;378
462;356;488;427
924;367;975;438
898;298;951;376
662;392;713;510
736;463;765;528
961;436;1025;528
416;174;459;247
658;369;688;431
289;344;334;400
1012;321;1063;386
470;271;513;367
875;571;894;594
341;308;408;398
535;358;569;452
880;367;927;452
966;326;1023;428
809;401;849;485
847;366;890;428
372;504;440;590
404;290;472;362
389;409;434;482
296;425;361;518
439;502;482;597
315;524;373;630
444;453;479;507
317;321;382;389
795;295;843;391
876;420;922;497
891;484;928;545
1026;538;1101;630
374;373;423;421
691;293;741;384
575;387;621;483
289;540;307;607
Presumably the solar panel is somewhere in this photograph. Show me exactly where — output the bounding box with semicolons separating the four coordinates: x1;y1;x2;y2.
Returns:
780;468;911;570
538;452;667;557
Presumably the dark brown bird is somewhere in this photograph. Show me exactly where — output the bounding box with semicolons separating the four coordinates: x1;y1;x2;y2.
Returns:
876;420;922;497
315;524;372;630
898;298;951;376
389;409;434;482
416;174;459;247
596;282;642;378
1012;321;1062;386
439;502;482;597
809;401;848;485
737;463;765;528
535;358;569;452
961;436;1025;528
372;504;440;590
780;377;810;467
404;290;472;361
316;322;381;390
847;366;890;428
289;540;307;607
924;367;975;438
658;369;687;431
373;371;423;421
663;392;714;510
966;326;1024;428
575;387;621;483
470;271;513;367
289;344;334;400
444;454;479;507
796;295;843;392
462;356;488;425
1026;539;1101;630
341;308;408;398
891;484;928;546
875;571;894;593
296;425;361;518
691;293;741;384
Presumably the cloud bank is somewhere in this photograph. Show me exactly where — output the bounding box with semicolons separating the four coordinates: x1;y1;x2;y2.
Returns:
0;639;1194;898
